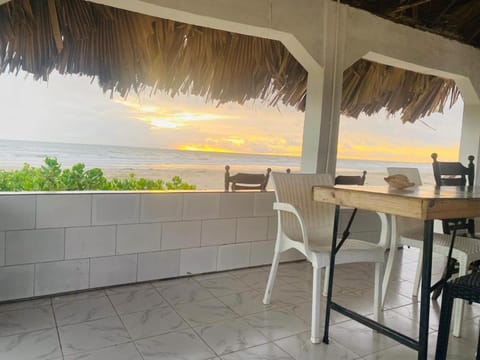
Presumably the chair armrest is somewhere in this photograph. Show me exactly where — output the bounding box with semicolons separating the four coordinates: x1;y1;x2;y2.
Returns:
273;202;311;251
374;211;390;249
273;202;301;215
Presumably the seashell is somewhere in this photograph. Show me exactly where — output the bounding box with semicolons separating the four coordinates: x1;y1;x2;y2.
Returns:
384;174;415;189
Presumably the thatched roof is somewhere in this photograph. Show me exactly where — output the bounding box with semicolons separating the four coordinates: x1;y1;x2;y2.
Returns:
341;0;480;49
0;0;461;122
343;60;460;122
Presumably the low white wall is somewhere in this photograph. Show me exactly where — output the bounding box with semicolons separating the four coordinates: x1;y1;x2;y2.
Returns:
0;191;381;301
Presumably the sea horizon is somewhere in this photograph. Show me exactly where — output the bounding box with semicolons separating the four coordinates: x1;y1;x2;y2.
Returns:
0;138;436;188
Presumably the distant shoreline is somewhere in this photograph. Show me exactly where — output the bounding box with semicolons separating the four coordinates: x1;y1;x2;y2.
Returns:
0;139;436;189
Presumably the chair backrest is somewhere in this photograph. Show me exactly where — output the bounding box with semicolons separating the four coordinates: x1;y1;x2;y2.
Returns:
335;170;367;185
431;153;475;235
271;172;334;246
224;165;271;191
386;167;422;185
431;153;475;187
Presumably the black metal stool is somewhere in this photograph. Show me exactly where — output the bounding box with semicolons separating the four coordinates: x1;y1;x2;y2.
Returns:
435;272;480;359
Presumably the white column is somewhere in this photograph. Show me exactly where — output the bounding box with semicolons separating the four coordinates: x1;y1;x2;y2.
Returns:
301;71;324;173
301;0;346;175
459;104;480;185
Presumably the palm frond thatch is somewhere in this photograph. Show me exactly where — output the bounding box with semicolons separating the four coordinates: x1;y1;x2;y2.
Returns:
0;0;460;122
343;60;460;123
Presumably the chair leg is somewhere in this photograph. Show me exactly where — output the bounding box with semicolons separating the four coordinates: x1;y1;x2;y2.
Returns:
311;264;322;344
452;262;467;337
381;245;397;307
435;287;455;360
263;250;280;305
413;249;423;298
476;330;480;360
322;266;329;297
374;262;384;321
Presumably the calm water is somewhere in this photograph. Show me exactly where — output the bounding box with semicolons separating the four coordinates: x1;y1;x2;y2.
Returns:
0;139;301;170
0;139;435;187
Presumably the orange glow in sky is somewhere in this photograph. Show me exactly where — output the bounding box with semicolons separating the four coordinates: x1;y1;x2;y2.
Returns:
0;71;463;166
116;96;305;157
109;93;464;161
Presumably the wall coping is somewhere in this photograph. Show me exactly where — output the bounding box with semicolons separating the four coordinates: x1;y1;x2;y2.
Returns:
0;190;275;196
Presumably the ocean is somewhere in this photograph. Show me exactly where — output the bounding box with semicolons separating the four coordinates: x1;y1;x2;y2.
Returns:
0;139;435;189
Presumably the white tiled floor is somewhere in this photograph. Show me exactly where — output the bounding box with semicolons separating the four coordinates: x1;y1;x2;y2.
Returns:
0;247;479;359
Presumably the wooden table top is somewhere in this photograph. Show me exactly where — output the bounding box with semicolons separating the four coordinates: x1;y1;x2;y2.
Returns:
312;185;480;220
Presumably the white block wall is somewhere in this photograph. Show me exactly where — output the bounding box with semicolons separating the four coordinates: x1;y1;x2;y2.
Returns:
0;191;381;301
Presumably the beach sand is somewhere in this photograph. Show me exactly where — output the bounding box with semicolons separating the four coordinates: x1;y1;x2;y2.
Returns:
100;164;436;190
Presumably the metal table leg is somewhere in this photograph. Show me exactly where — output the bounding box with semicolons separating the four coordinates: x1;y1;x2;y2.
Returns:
419;220;434;359
322;212;434;360
323;205;340;344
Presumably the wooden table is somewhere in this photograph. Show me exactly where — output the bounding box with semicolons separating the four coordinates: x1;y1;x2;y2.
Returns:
313;185;480;360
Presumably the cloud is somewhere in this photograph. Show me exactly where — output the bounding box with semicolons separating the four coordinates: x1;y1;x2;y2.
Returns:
338;102;463;162
0;71;463;162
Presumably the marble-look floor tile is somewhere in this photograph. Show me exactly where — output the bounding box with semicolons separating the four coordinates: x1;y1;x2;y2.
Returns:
328;319;400;357
53;295;116;326
276;268;313;284
63;342;143;360
381;286;415;310
228;265;270;277
232;270;273;289
228;266;269;278
52;290;106;305
266;282;311;306
198;275;251;297
195;318;269;355
220;343;293;360
243;308;309;340
0;298;51;313
121;306;188;340
0;328;61;360
193;272;232;281
390;301;441;331
374;310;437;340
362;344;427;360
155;278;214;305
361;332;446;359
105;283;154;295
2;245;480;359
175;298;238;327
108;287;167;315
0;305;55;337
59;316;131;355
217;290;273;316
275;331;360;360
135;329;216;360
333;289;409;317
285;302;350;326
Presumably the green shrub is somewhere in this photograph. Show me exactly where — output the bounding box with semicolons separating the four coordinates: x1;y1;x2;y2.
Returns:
0;157;196;191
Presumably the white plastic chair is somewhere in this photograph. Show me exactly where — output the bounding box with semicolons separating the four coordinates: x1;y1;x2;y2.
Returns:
381;167;480;337
262;172;389;344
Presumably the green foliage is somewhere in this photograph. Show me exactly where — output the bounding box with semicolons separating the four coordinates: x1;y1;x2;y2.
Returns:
0;157;196;192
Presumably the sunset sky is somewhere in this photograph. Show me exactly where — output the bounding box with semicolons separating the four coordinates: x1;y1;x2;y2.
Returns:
0;70;462;163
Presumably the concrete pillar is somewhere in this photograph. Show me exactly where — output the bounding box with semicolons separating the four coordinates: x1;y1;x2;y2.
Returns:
459;104;480;185
301;0;346;175
301;71;323;173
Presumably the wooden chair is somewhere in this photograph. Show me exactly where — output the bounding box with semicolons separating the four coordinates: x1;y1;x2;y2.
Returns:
431;153;476;236
334;170;367;185
263;172;388;343
431;153;478;300
224;165;271;191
